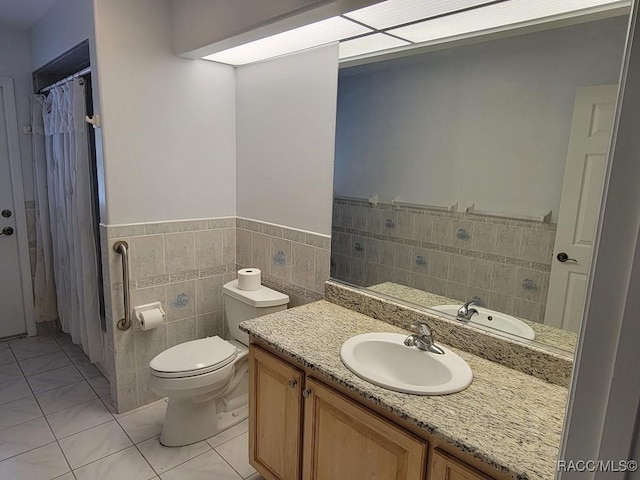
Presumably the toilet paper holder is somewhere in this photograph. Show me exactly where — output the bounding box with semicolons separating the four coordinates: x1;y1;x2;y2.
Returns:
133;302;166;329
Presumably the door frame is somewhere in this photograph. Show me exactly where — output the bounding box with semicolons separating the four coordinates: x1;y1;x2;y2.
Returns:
0;77;35;337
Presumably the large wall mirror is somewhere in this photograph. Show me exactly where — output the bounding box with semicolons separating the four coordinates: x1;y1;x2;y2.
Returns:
330;13;630;355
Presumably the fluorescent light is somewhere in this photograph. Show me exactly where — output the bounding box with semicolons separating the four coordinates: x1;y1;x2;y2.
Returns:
203;16;372;65
339;33;412;59
387;0;628;43
344;0;499;30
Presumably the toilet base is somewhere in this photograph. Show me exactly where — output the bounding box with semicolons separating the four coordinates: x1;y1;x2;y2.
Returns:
160;393;248;447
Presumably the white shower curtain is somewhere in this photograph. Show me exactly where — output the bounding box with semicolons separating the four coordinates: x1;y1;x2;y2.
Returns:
33;78;103;362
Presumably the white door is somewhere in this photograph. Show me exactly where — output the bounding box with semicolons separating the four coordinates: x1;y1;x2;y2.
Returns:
0;77;34;338
544;85;618;332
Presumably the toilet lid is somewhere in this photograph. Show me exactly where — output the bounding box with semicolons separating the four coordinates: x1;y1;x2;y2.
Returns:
150;336;237;375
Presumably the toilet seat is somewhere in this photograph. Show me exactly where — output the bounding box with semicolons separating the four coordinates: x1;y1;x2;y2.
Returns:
150;336;238;379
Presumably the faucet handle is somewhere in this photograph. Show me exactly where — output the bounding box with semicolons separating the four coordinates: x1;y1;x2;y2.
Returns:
411;322;433;337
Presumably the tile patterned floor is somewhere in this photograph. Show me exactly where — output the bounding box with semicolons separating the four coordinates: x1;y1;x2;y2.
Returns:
0;333;264;480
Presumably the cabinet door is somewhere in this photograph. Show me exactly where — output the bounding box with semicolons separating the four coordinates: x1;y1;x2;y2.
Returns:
302;377;427;480
249;346;304;480
430;449;494;480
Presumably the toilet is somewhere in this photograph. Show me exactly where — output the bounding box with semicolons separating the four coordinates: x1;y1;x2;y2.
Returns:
148;279;289;447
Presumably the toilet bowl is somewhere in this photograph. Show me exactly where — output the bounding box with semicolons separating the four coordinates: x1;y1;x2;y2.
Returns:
149;279;289;447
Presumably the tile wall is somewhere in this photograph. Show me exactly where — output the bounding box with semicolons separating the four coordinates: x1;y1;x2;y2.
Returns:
331;198;556;323
101;218;237;412
101;216;331;413
235;218;330;307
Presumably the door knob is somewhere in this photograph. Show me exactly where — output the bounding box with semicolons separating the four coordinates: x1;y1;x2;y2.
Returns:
1;210;11;218
557;252;578;263
0;227;14;236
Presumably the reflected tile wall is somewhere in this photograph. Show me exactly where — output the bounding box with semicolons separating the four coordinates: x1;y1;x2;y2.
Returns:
332;198;555;323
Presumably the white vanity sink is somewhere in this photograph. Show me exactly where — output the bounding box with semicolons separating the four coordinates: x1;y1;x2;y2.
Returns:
431;305;536;340
340;333;472;395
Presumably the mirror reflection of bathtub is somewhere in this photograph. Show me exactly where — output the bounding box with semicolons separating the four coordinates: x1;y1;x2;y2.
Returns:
331;15;629;355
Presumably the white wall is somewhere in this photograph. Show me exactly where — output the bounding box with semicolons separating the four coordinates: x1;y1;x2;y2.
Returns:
93;0;236;225
334;17;627;221
30;0;94;70
0;27;34;201
236;43;339;235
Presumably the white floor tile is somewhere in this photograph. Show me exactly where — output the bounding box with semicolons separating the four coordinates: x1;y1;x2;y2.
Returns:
74;361;102;380
206;419;248;448
73;446;156;480
160;450;243;480
53;473;76;479
27;365;85;394
58;420;132;469
215;432;256;478
0;395;43;431
0;377;32;405
0;417;55;462
36;380;97;414
87;376;110;397
137;435;210;474
0;442;70;480
63;345;88;363
0;348;15;367
19;351;72;377
0;362;25;382
47;399;114;439
0;341;8;350
11;337;62;361
117;401;167;444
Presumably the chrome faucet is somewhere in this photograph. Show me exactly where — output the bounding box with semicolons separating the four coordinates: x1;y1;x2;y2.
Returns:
404;322;445;355
457;300;479;321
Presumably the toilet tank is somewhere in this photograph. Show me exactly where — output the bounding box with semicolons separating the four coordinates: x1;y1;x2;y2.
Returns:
222;280;289;345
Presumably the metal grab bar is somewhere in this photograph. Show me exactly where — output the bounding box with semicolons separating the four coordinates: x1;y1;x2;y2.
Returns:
113;240;132;330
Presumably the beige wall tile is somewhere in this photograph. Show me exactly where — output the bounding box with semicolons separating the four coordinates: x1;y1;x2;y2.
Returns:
364;238;381;263
413;214;433;243
512;298;541;322
196;276;223;315
271;237;292;283
393;244;412;271
115;371;137;413
495;225;523;258
379;241;395;266
468;259;493;288
252;233;271;274
362;262;378;286
519;229;552;263
426;276;447;296
445;281;468;302
136;367;160;405
432;217;453;246
130;235;165;280
168;317;197;347
427;251;450;279
283;228;306;243
314;249;330;294
196;312;224;339
350;258;365;284
352;206;367;231
331;232;350;257
195;230;223;269
514;268;543;302
306;233;330;250
395;212;414;239
223;229;236;265
451;220;474;248
488;292;514;315
471;222;497;253
292;243;315;290
133;324;168;371
448;255;470;284
409;272;427;291
165;281;196;321
114;331;136;376
352;236;366;260
466;286;491;307
130;286;167;318
165;232;196;274
236;229;252;267
410;247;429;275
490;263;516;296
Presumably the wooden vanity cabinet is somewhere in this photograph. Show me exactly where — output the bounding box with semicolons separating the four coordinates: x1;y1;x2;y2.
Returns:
249;344;498;480
430;449;494;480
249;346;304;480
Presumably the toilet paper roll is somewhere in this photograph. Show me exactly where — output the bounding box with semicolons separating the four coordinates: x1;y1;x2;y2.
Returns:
138;308;164;331
237;268;261;291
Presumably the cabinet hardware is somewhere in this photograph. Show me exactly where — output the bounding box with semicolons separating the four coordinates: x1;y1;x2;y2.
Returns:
288;380;297;388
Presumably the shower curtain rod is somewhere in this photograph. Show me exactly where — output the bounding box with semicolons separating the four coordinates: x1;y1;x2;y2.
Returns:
38;66;92;94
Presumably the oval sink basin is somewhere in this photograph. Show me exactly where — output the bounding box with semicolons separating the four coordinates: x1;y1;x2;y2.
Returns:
431;305;536;340
340;333;472;395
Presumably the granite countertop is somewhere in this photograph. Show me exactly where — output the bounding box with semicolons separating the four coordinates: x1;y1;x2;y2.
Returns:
368;282;578;353
240;300;568;480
